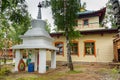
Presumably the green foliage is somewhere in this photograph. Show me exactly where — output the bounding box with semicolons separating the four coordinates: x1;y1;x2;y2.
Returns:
0;0;31;48
1;0;25;12
51;0;80;70
1;0;29;24
0;67;11;76
68;30;81;40
111;67;119;74
104;0;117;28
110;68;120;80
51;0;79;31
67;70;82;74
45;20;51;33
51;0;80;39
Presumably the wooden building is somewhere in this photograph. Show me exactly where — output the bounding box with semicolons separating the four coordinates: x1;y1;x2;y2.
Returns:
113;32;120;62
47;8;118;62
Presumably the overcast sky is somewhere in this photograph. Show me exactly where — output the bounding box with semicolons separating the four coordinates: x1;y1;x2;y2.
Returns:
25;0;109;30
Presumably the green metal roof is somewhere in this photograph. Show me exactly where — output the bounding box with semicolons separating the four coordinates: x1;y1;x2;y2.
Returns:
77;10;95;15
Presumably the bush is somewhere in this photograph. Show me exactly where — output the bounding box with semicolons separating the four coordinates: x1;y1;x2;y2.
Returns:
0;67;11;76
111;68;119;74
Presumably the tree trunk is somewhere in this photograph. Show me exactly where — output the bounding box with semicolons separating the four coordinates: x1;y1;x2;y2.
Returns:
4;32;8;64
0;57;1;71
66;29;74;71
63;0;74;71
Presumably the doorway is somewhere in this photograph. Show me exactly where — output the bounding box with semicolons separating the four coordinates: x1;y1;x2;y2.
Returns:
117;49;120;62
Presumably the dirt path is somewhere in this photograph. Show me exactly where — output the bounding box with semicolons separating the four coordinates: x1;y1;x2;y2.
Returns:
1;63;120;80
57;63;120;80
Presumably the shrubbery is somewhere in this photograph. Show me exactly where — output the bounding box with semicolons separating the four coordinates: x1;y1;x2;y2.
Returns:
0;67;11;76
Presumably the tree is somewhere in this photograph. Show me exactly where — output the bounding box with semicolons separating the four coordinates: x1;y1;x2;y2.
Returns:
1;0;31;44
0;0;31;63
51;0;80;71
0;0;31;45
104;0;117;28
104;0;120;28
45;20;51;33
110;0;120;28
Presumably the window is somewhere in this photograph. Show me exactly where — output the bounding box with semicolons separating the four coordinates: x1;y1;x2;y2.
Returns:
83;19;88;26
55;42;64;56
71;42;79;56
84;40;96;57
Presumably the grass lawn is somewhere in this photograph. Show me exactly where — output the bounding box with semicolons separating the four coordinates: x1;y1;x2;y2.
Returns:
0;62;120;80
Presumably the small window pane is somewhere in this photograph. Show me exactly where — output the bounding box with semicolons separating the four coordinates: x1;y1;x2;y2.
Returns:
71;43;78;55
83;19;88;25
55;42;63;55
85;42;94;55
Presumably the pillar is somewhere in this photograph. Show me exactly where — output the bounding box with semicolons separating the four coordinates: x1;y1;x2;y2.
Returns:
51;51;56;68
38;49;46;73
31;52;36;71
15;49;22;72
35;53;38;71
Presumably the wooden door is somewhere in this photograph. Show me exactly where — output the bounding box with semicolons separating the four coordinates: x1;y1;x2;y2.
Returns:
118;49;120;62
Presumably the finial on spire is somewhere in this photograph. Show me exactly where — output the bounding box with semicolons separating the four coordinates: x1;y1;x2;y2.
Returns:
37;2;42;19
37;1;51;19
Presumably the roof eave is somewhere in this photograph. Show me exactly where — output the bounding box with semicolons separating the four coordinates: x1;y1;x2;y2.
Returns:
50;28;118;37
